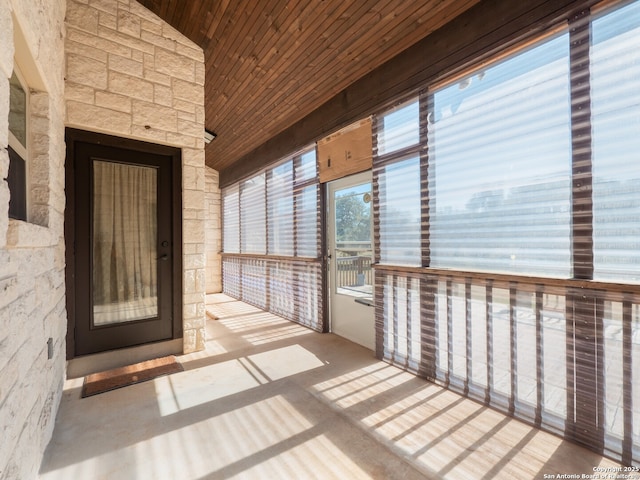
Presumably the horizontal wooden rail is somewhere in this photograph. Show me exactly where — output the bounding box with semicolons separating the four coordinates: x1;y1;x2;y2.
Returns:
222;252;322;264
372;263;640;295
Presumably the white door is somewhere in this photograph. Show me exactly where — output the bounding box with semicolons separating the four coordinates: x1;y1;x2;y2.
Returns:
327;171;374;350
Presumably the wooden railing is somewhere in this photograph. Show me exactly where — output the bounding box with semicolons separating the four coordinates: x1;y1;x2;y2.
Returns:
222;254;324;332
374;264;640;466
336;255;373;288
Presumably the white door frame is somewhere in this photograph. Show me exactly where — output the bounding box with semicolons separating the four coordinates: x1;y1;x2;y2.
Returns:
326;171;375;350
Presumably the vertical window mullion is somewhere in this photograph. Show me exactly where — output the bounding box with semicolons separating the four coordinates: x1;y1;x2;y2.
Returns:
509;285;517;415
372;115;381;266
465;279;472;396
570;10;594;280
265;170;271;254
535;287;543;427
293;155;301;257
420;91;431;268
486;281;493;405
622;296;634;465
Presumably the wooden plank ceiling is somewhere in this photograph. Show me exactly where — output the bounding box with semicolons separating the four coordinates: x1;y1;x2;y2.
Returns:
135;0;480;174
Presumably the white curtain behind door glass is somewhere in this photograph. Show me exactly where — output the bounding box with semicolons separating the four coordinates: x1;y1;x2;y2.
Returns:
93;160;158;325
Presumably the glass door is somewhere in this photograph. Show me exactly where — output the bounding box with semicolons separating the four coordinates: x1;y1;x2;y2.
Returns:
73;140;175;356
327;171;375;350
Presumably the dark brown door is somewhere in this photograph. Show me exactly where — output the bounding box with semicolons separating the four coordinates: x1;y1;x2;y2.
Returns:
70;133;180;356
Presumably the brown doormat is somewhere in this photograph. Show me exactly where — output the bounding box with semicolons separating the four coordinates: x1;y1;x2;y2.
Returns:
82;355;183;398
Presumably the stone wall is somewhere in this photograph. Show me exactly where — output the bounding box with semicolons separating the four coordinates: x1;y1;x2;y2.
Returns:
0;0;67;478
64;0;211;353
205;166;222;293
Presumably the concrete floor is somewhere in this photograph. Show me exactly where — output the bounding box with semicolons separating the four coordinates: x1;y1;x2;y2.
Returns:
39;294;622;480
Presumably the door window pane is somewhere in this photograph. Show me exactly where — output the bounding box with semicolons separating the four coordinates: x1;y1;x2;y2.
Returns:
334;183;372;297
92;161;158;325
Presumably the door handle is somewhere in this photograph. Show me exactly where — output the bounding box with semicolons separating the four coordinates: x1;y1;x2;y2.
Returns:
157;254;168;261
354;297;374;307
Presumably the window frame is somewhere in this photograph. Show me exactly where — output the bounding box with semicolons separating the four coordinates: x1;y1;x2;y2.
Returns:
8;63;30;222
424;28;574;279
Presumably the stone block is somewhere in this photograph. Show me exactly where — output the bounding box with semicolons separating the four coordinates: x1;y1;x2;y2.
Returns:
31;185;50;205
177;118;202;139
66;53;108;90
64;39;108;63
184;253;205;269
184;269;196;294
32;130;51;155
131;49;143;62
132;100;177;132
187;165;206;191
183;190;205;211
30;93;50;118
30;116;50;137
184;313;205;331
172;78;203;104
196;267;206;293
165;132;196;148
0;273;19;311
0;77;8;148
182;208;200;220
67;27;131;57
67;100;132;136
162;22;196;49
108;53;143;77
66;2;99;34
0;2;14;78
0;184;9;247
140;30;176;52
183;302;197;320
117;10;141;37
128;0;163;24
183;165;197;187
95;90;131;113
88;0;117;15
177;110;196;123
183;329;196;354
153;84;172;107
195;60;205;86
155;48;194;81
130;124;167;143
195;105;205;125
97;26;153;55
108;71;154;102
195;327;206;351
171;98;196;114
176;42;204;63
182;148;205;168
143;69;171;87
141;19;162;36
99;11;117;30
0;149;8;183
183;219;205;244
